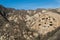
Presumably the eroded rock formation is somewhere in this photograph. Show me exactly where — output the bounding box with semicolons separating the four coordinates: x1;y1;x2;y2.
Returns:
0;5;60;40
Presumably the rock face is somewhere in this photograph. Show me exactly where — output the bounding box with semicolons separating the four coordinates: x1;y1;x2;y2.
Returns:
0;5;60;40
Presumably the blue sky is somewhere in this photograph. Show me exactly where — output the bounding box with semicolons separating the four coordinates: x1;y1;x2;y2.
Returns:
0;0;60;10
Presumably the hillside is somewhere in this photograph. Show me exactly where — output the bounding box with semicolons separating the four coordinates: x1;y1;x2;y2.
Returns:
0;5;60;40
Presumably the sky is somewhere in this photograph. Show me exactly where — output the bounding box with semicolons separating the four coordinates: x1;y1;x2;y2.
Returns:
0;0;60;10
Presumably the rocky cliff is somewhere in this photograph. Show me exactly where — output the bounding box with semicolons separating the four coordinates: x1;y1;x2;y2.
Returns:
0;5;60;40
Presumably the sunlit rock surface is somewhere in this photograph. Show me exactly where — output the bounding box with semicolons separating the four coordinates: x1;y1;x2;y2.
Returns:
0;5;60;40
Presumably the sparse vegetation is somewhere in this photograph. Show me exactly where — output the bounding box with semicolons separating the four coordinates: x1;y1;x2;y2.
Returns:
0;5;60;40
